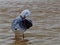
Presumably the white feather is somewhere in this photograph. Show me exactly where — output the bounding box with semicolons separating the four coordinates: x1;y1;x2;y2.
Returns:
20;9;31;17
16;9;31;20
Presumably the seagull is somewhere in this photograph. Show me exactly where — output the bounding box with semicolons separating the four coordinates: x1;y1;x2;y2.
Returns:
11;9;33;39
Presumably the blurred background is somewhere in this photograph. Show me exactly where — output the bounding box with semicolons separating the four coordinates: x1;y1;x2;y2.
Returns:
0;0;60;45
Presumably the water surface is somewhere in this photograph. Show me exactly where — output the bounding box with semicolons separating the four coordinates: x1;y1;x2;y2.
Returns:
0;0;60;45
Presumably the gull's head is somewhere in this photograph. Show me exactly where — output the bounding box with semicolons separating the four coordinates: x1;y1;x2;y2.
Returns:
20;9;31;19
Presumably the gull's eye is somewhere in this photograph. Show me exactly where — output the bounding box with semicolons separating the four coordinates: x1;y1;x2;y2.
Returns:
25;12;28;15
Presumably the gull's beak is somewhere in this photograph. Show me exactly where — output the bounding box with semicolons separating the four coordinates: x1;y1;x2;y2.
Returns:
20;15;26;19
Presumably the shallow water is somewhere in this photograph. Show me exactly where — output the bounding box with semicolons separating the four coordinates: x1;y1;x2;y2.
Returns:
0;0;60;45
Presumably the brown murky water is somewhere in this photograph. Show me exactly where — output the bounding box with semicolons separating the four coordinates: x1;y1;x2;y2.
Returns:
0;0;60;45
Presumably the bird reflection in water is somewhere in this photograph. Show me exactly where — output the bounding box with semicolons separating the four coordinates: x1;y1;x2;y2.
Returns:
10;37;29;45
